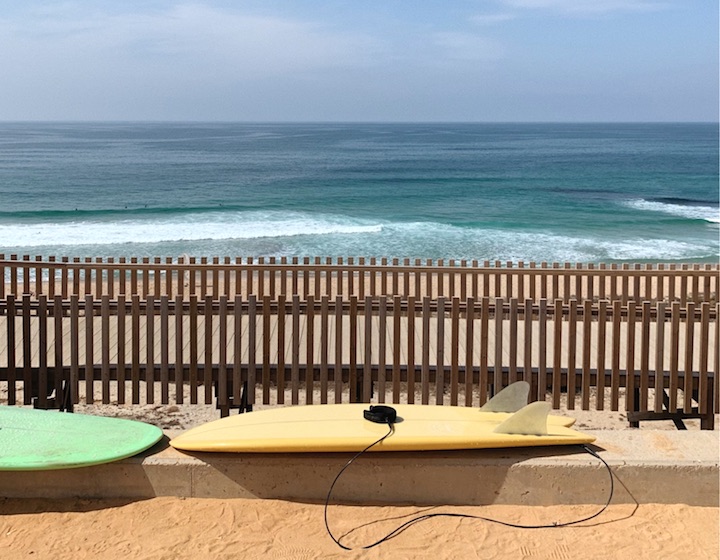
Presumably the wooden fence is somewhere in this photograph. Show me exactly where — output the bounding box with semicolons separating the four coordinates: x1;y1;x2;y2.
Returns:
2;255;717;304
1;293;716;427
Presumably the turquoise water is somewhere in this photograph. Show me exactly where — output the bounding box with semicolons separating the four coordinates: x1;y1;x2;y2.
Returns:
0;122;717;263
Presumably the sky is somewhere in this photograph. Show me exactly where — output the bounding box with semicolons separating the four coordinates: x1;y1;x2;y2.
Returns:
0;1;717;122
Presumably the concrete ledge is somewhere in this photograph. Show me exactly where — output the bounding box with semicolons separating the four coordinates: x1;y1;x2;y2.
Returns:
1;430;717;506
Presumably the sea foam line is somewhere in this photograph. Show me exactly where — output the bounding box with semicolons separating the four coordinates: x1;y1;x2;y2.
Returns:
1;215;716;264
0;211;383;247
379;223;714;263
623;199;719;224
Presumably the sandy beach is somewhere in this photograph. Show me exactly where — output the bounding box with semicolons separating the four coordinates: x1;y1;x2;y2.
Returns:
2;327;717;559
0;498;717;560
1;397;718;559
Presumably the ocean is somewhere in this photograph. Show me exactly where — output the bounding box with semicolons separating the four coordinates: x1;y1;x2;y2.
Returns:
0;122;717;264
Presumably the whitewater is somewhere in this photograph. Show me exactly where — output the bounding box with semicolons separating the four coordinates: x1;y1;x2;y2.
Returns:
0;122;717;264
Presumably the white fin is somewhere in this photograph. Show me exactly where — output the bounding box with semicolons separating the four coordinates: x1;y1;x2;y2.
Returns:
479;381;530;413
493;401;550;436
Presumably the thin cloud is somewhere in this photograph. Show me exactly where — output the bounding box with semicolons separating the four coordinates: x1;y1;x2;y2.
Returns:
0;3;387;119
0;1;713;121
1;3;383;76
469;13;517;26
502;0;671;15
432;32;505;61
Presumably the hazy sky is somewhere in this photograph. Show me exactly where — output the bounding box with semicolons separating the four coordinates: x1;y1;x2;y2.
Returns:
0;1;717;121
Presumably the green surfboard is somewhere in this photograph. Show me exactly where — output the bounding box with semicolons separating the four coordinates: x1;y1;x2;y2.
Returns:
0;406;164;471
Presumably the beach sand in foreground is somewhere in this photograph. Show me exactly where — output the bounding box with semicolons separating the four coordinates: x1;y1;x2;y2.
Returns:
0;498;716;560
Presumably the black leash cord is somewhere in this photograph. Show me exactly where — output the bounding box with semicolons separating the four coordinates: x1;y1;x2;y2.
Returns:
324;443;615;550
323;422;395;551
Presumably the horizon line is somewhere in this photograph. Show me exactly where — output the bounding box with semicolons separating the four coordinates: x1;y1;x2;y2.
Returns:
0;119;717;125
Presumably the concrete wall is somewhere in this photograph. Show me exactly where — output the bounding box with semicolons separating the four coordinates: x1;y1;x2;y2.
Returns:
1;430;717;507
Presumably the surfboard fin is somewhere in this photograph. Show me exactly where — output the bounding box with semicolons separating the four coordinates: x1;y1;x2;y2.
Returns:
493;401;550;436
479;381;530;413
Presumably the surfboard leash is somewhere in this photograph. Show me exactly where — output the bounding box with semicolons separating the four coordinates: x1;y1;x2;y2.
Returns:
323;408;397;551
324;416;616;551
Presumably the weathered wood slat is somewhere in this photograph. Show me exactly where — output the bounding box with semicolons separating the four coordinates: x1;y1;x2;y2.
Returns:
4;256;717;306
611;300;622;411
684;302;695;414
0;294;716;426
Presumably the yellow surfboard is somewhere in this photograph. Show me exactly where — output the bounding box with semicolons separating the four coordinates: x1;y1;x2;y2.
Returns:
170;401;594;453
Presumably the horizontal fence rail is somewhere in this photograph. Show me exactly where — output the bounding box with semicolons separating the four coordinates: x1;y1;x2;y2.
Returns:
2;255;718;304
1;294;716;426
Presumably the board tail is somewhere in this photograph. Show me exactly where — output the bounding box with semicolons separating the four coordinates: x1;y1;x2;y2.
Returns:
493;401;550;436
479;381;530;413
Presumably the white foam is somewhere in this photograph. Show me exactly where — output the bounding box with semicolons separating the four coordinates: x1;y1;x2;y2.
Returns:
0;211;383;248
623;199;719;224
1;213;715;264
374;222;715;263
